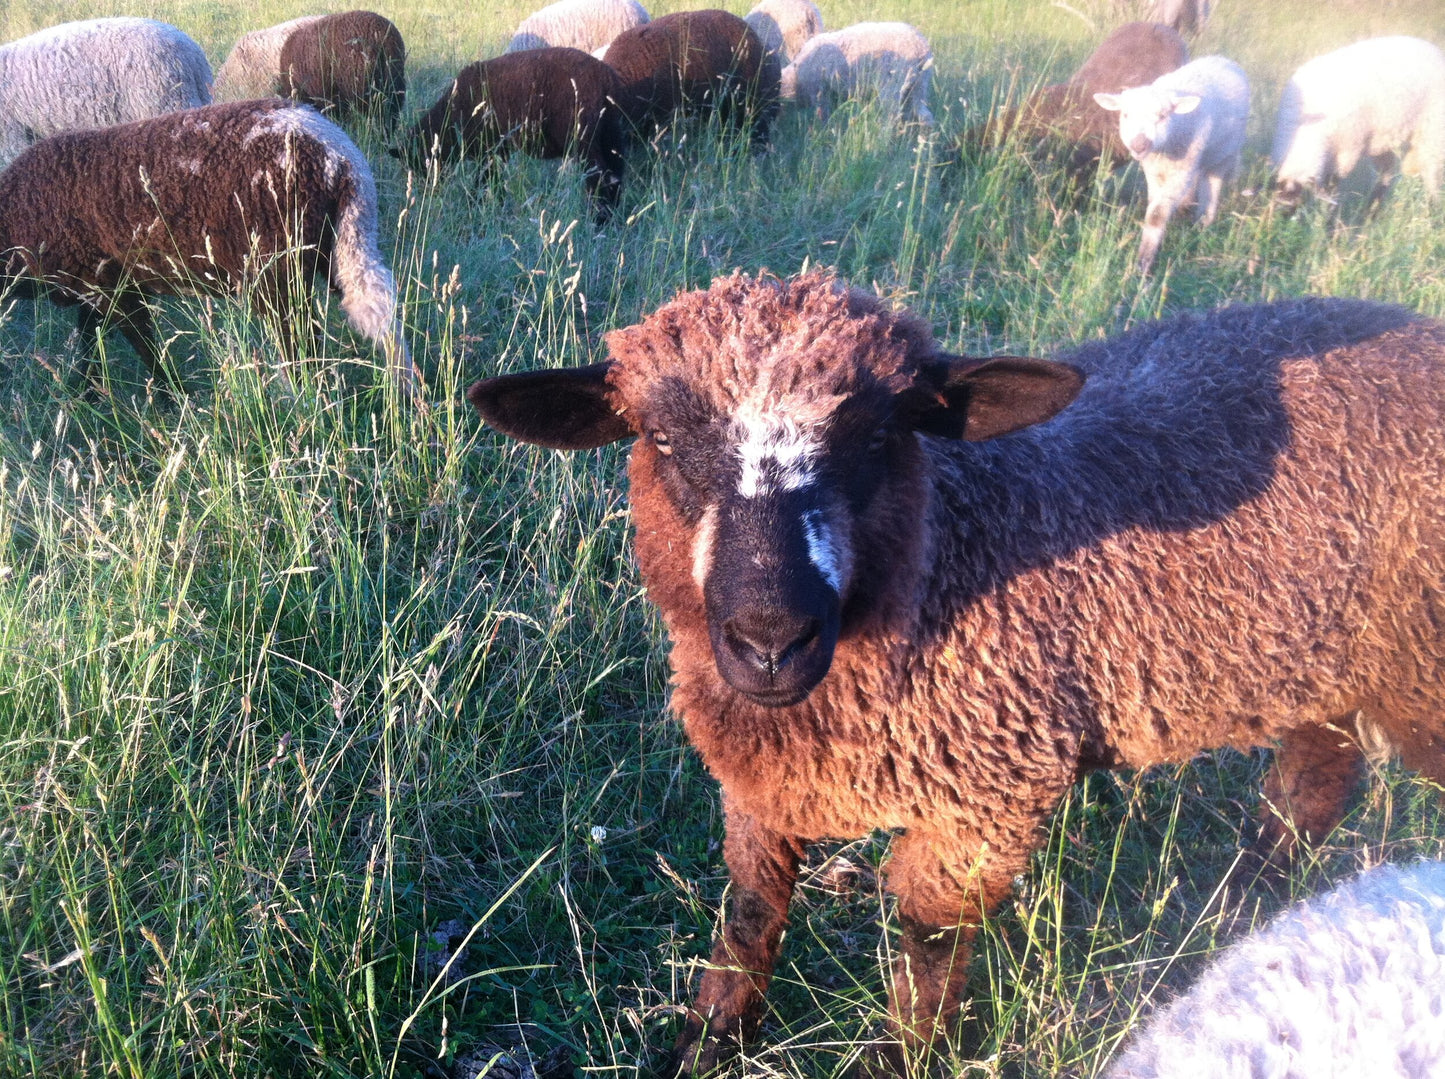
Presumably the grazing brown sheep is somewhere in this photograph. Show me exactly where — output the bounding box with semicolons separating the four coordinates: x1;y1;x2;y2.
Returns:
393;48;627;225
278;10;406;129
966;22;1189;181
0;99;415;395
601;9;780;146
468;270;1445;1073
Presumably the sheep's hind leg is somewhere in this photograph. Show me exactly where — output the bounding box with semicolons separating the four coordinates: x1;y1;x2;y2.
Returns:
1254;720;1367;869
672;798;803;1077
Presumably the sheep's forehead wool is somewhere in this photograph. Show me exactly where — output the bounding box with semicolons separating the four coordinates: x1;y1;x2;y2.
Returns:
606;271;930;500
607;270;926;421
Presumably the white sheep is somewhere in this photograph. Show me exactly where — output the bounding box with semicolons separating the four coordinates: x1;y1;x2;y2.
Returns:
1103;860;1445;1079
213;16;323;102
0;17;212;167
1272;36;1445;208
744;0;824;66
780;22;934;127
505;0;649;56
1141;0;1212;38
1094;55;1249;274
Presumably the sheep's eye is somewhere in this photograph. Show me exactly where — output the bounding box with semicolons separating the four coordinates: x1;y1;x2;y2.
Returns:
867;428;889;453
652;432;673;456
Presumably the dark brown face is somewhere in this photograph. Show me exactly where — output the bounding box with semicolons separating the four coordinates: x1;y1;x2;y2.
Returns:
636;376;902;705
467;335;1084;710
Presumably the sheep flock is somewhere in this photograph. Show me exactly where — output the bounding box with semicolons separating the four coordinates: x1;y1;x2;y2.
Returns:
2;1;1445;1079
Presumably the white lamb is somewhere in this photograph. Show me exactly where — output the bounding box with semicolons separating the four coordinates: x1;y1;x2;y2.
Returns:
1103;860;1445;1079
213;16;323;102
744;0;823;66
0;17;212;167
1094;55;1249;275
780;22;934;127
505;0;649;56
1272;36;1445;207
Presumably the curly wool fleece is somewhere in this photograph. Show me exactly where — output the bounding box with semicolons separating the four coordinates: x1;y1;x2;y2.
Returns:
1106;861;1445;1079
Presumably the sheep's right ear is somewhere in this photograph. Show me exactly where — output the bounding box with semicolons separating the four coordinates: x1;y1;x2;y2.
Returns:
466;362;633;450
898;355;1084;441
1092;92;1123;111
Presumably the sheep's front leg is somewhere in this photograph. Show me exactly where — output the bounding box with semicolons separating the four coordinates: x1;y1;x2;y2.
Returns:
673;797;803;1076
1138;161;1196;275
1255;719;1367;867
1196;172;1225;227
860;829;1032;1076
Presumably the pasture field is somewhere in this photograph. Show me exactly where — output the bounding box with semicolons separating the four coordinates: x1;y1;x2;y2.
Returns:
2;0;1445;1076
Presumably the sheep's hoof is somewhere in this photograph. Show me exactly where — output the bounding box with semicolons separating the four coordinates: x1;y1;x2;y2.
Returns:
664;1015;743;1078
844;1039;908;1079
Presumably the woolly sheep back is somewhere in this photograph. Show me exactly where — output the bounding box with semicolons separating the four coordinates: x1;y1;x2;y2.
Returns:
1104;861;1445;1079
0;99;414;394
1272;36;1445;203
602;10;780;144
0;17;212;167
744;0;823;66
214;15;323;102
1141;0;1212;37
277;11;407;128
395;48;627;224
781;22;935;126
506;0;650;55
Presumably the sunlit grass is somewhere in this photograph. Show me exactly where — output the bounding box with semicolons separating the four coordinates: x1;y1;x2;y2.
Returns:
1;0;1444;1076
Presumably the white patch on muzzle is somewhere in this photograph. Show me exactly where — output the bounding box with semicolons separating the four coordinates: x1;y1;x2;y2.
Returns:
802;509;846;595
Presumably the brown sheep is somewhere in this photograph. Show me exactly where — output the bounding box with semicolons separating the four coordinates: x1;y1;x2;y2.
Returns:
601;9;780;146
465;271;1445;1073
392;48;627;225
966;22;1189;182
278;10;406;129
0;99;415;395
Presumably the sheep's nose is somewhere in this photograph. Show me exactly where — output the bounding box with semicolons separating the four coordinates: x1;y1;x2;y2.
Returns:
1129;133;1152;157
721;610;821;678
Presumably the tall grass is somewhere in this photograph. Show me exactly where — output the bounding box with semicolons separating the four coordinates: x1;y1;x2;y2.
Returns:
1;0;1444;1076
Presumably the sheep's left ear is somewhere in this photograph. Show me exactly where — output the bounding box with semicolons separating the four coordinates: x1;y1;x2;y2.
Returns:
898;355;1084;441
1093;92;1123;111
466;362;633;449
1170;93;1202;115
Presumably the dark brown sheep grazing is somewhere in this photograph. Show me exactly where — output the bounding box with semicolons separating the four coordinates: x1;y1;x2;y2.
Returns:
468;270;1445;1073
278;10;406;129
966;22;1188;181
601;9;781;145
0;99;415;395
394;48;626;225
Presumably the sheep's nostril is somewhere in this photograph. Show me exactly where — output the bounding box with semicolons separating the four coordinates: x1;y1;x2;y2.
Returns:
723;613;821;677
1130;133;1152;156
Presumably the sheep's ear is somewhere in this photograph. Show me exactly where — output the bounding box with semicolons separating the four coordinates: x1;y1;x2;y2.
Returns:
466;362;633;450
1170;93;1202;115
899;355;1084;441
1093;92;1123;111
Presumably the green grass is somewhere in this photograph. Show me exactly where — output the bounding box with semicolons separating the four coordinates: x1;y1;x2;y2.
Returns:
2;0;1445;1076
